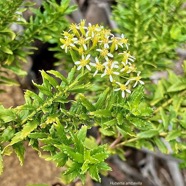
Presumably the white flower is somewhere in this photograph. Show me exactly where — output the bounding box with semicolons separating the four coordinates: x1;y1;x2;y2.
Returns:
119;34;128;50
76;37;91;51
98;36;112;48
60;37;77;53
75;54;91;71
114;82;131;98
96;48;113;60
103;59;119;68
130;72;144;87
101;65;119;82
90;57;105;76
119;51;135;65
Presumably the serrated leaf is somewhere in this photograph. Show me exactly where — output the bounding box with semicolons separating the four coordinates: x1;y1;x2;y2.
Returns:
128;116;152;130
116;112;123;125
160;108;169;129
102;119;117;127
77;125;87;142
0;105;16;123
63;145;83;163
70;49;79;62
47;70;68;84
10;120;38;145
89;166;101;182
90;109;111;118
40;70;58;87
137;129;158;138
130;85;144;105
154;137;167;154
173;96;183;113
13;142;25;166
21;120;38;139
46;152;68;167
170;25;182;40
165;130;181;141
78;94;95;111
95;88;110;109
0;126;15;142
84;137;98;149
151;81;165;105
167;82;186;92
32;82;52;96
67;67;76;84
92;152;109;162
81;160;89;174
99;128;115;136
28;132;48;139
25;90;43;105
54;119;70;145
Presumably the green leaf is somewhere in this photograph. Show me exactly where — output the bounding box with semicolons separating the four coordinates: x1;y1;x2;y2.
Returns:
32;82;52;96
77;125;87;142
137;129;159;138
165;130;181;141
151;81;165;105
20;120;38;139
99;128;115;136
46;152;68;167
92;152;109;162
47;70;68;84
0;126;15;142
28;132;48;139
70;49;79;62
173;96;183;113
95;88;110;109
0;151;3;175
0;105;16;123
1;46;13;54
10;120;38;145
63;145;83;163
13;142;25;166
129;85;144;107
116;112;123;125
89;165;101;182
154;137;167;154
102;119;117;127
167;82;186;92
90;109;111;118
78;94;95;111
170;25;182;40
40;70;58;87
54;119;69;145
160;108;169;129
67;67;76;84
60;0;70;12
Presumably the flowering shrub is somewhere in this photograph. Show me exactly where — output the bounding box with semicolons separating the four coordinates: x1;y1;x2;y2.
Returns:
1;0;186;185
60;20;144;98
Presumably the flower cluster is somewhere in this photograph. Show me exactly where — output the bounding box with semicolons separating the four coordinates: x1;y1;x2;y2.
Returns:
60;20;144;98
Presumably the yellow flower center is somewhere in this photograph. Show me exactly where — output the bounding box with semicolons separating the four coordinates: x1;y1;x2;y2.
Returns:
106;68;113;75
96;63;104;71
80;59;89;67
79;37;86;45
100;49;109;57
121;38;128;44
120;84;127;91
